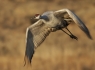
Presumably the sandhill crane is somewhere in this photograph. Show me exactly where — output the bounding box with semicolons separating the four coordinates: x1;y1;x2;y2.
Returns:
24;9;92;65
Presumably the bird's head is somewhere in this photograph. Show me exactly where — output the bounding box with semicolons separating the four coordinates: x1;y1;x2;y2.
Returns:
33;14;41;19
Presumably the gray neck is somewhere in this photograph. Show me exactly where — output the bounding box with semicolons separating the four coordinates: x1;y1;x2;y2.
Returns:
40;15;49;21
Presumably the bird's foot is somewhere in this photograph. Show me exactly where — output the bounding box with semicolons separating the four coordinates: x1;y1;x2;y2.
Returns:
69;35;78;40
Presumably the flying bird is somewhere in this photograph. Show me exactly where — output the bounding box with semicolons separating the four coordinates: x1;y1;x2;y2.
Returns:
24;9;92;66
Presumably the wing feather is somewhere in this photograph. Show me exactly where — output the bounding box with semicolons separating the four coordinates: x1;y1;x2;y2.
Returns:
54;9;92;39
24;20;51;65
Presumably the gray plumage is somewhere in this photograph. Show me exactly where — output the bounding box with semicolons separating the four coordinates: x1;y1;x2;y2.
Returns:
24;9;92;65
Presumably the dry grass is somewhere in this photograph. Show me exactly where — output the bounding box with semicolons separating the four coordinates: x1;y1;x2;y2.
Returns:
0;0;95;70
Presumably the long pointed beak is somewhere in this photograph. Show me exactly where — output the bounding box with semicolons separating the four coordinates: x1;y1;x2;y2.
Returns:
31;16;35;19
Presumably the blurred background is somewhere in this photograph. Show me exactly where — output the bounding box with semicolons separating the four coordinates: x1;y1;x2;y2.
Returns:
0;0;95;70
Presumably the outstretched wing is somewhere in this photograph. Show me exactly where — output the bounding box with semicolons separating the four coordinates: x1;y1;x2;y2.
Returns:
24;19;51;65
54;9;92;39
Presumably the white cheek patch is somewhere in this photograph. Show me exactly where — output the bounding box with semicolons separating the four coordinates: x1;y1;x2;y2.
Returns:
35;15;40;19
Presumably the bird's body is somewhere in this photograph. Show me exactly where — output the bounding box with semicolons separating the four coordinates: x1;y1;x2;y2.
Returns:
36;11;63;28
24;9;92;66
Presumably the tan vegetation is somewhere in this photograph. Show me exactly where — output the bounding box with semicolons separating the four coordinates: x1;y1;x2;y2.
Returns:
0;0;95;70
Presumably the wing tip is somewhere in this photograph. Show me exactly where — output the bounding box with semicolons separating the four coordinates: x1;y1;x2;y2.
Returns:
88;34;93;40
24;55;31;67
